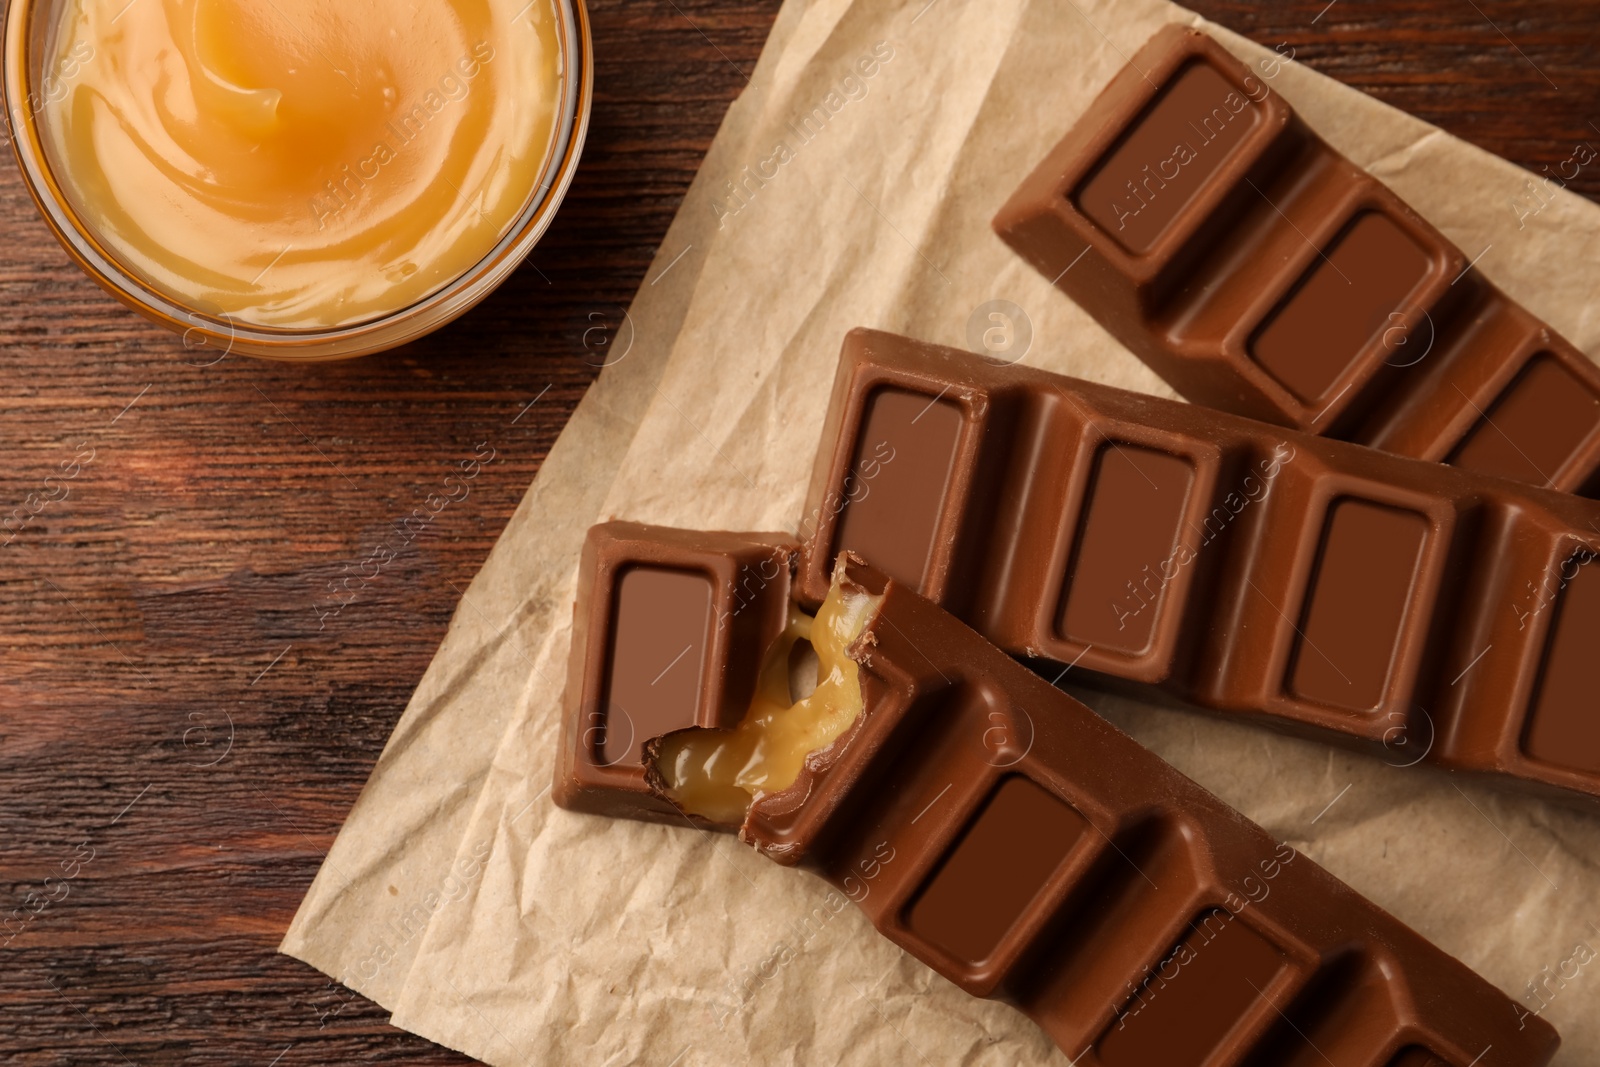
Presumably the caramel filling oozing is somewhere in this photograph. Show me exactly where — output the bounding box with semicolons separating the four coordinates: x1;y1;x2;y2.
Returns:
655;572;880;824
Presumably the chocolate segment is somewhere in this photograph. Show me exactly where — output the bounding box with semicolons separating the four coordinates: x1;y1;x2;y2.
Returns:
799;329;1600;805
905;775;1089;964
1524;557;1600;775
994;25;1600;496
1075;61;1265;255
1095;911;1287;1067
1449;353;1600;487
1058;444;1195;655
1250;212;1434;405
740;564;1560;1066
1290;499;1429;713
602;567;715;767
832;387;964;590
553;522;796;824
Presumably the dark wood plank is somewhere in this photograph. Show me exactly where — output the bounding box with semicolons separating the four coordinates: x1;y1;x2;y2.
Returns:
1;1;1595;1063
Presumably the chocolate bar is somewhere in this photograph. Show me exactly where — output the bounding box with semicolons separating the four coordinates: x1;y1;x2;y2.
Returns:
553;522;797;824
662;558;1562;1065
797;329;1600;805
994;26;1600;496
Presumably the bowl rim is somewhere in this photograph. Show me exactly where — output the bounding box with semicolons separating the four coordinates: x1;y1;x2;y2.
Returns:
2;0;594;361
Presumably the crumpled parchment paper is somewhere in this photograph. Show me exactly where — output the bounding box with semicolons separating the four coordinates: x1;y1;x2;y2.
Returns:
282;0;1600;1062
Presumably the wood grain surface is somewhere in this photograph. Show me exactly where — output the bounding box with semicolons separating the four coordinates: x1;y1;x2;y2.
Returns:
2;1;1597;1063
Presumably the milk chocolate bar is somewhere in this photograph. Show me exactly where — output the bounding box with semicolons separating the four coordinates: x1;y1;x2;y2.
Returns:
742;561;1559;1066
994;26;1600;495
553;522;797;824
798;329;1600;805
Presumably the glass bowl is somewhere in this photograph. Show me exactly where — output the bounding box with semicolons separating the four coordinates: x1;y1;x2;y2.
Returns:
3;0;592;361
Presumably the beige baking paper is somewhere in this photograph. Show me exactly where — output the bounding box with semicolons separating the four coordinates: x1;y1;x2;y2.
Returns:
283;0;1600;1063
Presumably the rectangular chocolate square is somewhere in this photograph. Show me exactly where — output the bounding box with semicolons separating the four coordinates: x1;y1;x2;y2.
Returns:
1073;58;1269;256
599;566;716;768
1013;25;1296;292
1450;350;1600;489
1288;497;1434;713
830;385;966;591
1036;417;1230;687
1056;442;1198;658
796;329;1023;618
1523;554;1600;775
1248;209;1440;407
1094;910;1289;1067
554;522;796;824
904;775;1090;965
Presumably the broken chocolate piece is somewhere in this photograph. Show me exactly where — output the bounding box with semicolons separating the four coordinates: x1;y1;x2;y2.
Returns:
740;561;1560;1066
553;522;796;824
555;530;1557;1060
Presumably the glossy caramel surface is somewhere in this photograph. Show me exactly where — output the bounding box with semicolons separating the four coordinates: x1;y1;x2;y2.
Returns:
41;0;561;327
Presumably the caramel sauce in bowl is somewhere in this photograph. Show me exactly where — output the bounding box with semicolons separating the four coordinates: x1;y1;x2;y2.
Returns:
4;0;591;359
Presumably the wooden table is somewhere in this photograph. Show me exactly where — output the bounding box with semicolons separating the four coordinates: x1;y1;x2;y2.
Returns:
3;1;1596;1063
